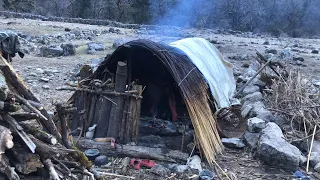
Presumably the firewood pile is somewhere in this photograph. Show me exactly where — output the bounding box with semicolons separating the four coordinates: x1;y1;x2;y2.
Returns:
0;55;93;180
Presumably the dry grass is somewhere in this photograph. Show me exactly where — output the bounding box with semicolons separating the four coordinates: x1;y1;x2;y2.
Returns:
266;69;320;137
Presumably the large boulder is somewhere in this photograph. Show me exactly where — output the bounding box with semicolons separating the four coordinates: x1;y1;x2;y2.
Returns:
257;122;301;171
87;42;105;51
61;43;76;56
40;46;63;57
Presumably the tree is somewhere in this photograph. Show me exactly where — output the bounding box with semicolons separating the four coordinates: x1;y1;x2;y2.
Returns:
3;0;36;12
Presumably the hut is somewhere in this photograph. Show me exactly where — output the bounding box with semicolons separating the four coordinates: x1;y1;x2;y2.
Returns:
68;38;241;165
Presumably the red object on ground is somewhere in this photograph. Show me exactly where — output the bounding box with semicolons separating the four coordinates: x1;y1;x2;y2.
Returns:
130;158;156;170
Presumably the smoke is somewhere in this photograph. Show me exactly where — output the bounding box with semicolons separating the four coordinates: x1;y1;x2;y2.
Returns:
150;0;207;28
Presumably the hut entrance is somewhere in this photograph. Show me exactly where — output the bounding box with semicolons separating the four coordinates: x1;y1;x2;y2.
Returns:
70;45;194;151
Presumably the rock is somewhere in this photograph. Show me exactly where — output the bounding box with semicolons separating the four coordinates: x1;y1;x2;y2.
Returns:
187;155;202;172
199;169;216;180
94;155;108;166
258;122;301;171
300;155;307;166
243;131;259;149
252;79;267;87
65;27;71;32
311;49;319;54
29;72;37;77
150;164;170;177
237;76;245;83
40;46;63;57
109;28;116;33
221;138;245;149
309;152;320;167
263;41;270;45
40;78;49;82
61;43;76;56
35;68;44;74
293;57;305;62
242;85;260;96
241;92;263;104
280;48;293;60
266;49;277;54
42;85;50;89
87;49;96;54
173;165;188;173
88;42;105;51
241;104;252;118
247;117;266;133
315;163;320;172
113;38;130;48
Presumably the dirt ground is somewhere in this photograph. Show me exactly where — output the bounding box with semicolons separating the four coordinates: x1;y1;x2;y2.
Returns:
1;16;320;179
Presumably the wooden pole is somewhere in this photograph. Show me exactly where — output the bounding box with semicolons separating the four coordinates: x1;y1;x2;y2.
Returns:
107;62;127;138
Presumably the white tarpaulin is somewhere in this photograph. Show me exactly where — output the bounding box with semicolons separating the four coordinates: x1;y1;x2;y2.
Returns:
170;38;237;109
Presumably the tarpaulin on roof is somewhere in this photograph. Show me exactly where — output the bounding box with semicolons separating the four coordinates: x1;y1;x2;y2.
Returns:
170;38;237;109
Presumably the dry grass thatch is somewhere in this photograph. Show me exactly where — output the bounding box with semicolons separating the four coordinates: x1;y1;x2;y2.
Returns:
94;39;224;165
266;69;320;138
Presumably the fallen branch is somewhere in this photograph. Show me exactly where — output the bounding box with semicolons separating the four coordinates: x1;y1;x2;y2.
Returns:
13;94;47;121
91;170;135;179
10;112;39;121
43;159;60;180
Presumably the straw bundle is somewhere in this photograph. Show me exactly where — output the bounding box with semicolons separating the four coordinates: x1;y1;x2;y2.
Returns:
95;39;223;165
266;69;320;137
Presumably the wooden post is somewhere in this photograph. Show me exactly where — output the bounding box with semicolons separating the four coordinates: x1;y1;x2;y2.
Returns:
132;85;142;143
106;62;127;138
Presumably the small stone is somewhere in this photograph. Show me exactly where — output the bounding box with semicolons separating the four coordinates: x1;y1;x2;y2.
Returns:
40;78;50;82
221;138;245;149
150;164;171;177
187;155;202;172
311;49;319;54
266;49;277;54
242;62;250;68
42;85;50;89
87;49;96;54
293;57;305;62
36;68;44;74
65;27;71;32
247;117;266;133
173;165;188;173
29;72;37;77
241;92;263;104
243;85;260;96
263;41;270;45
199;169;216;180
314;163;320;172
94;155;108;166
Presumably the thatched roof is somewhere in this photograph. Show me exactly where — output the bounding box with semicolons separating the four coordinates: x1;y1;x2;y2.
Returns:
93;39;224;165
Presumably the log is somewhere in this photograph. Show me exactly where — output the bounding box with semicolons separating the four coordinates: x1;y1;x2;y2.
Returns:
0;70;9;101
77;138;189;163
0;125;14;154
107;62;127;138
0;55;39;102
56;103;72;149
19;123;57;145
10;112;39;121
0;154;20;180
43;159;60;180
2;114;36;153
6;144;43;175
13;94;47;121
